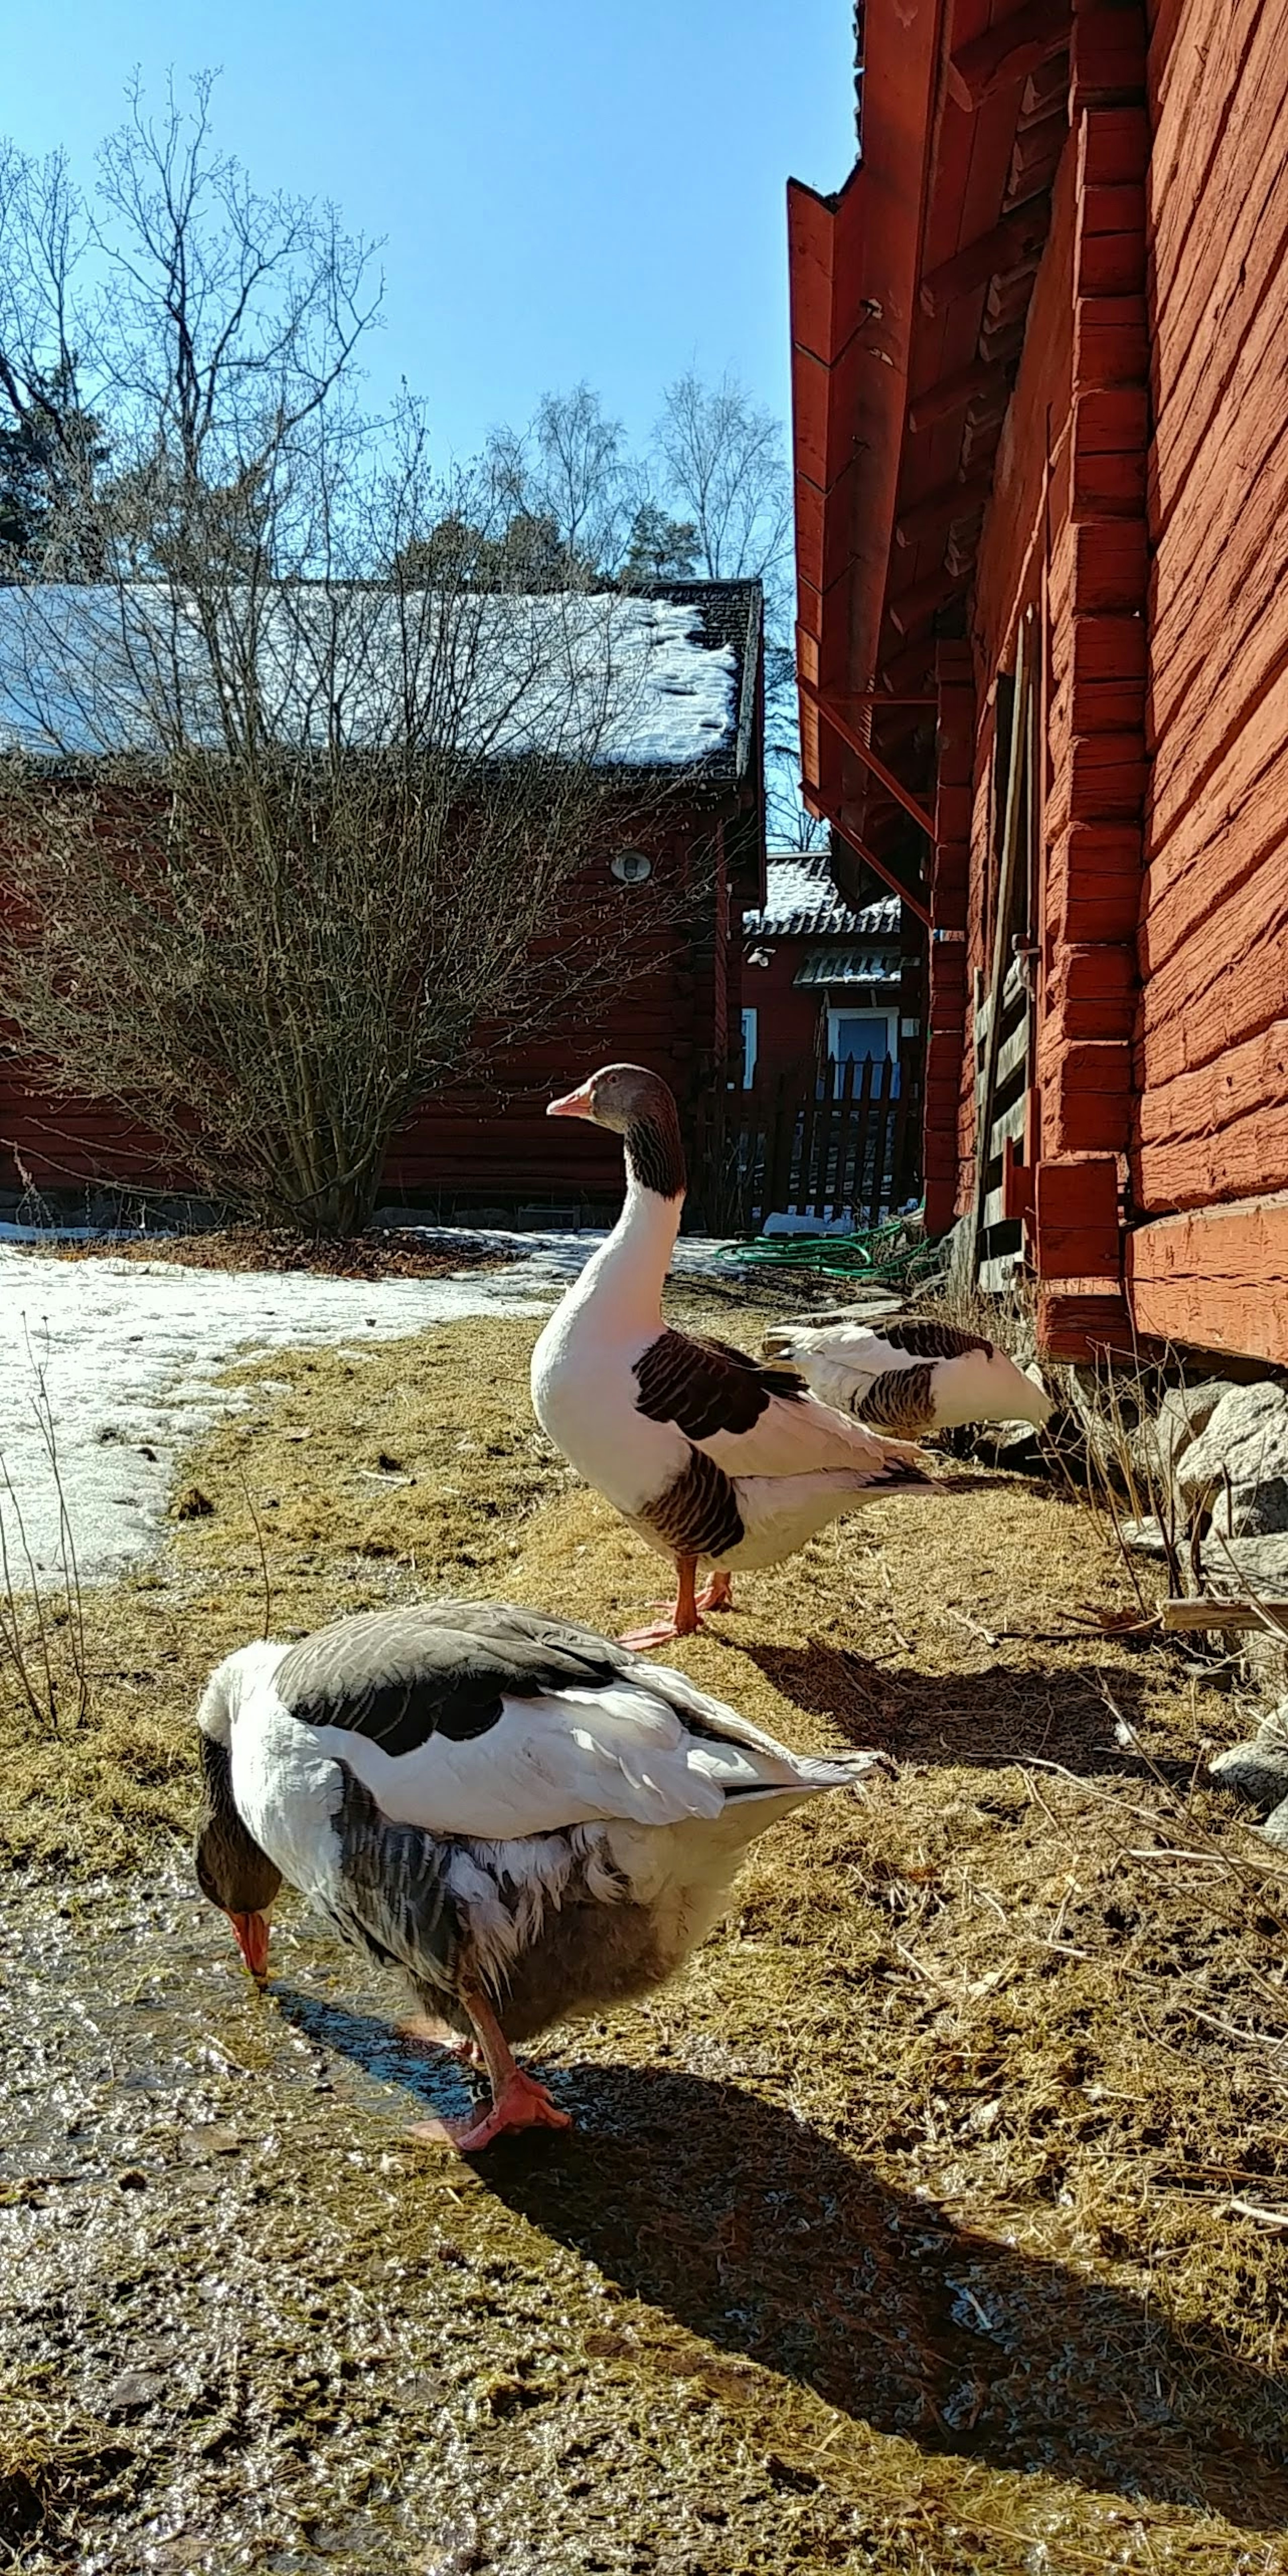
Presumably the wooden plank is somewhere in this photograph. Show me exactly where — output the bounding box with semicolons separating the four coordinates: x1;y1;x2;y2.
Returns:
992;1090;1029;1147
965;622;1033;1282
1162;1599;1288;1636
920;199;1054;317
802;686;935;839
889;566;964;636
1127;1195;1288;1365
947;0;1068;111
909;359;1014;435
997;1017;1033;1087
895;472;995;550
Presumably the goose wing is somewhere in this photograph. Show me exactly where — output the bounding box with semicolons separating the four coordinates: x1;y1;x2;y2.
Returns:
266;1600;869;1842
632;1328;921;1479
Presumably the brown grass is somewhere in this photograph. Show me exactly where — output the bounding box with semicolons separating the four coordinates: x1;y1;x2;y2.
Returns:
4;1296;1288;2567
48;1225;511;1281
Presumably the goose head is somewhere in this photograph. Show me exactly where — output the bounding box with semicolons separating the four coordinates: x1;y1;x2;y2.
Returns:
194;1727;282;1985
547;1064;686;1200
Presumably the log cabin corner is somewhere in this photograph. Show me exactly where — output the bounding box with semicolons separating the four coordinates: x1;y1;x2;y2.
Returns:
789;0;1288;1367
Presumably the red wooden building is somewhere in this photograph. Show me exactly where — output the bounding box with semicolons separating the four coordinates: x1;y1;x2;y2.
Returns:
788;0;1288;1364
741;851;914;1091
0;580;764;1226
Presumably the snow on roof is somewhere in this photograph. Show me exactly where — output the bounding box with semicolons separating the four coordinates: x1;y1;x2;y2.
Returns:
745;849;901;939
0;583;746;772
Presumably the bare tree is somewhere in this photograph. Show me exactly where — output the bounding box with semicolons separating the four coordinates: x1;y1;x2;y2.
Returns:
652;371;819;849
485;382;636;579
0;86;702;1233
652;370;792;591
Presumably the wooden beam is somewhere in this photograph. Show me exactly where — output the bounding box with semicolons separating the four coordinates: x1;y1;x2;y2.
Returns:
909;358;1013;434
832;691;940;707
806;786;933;925
1162;1600;1288;1637
965;620;1033;1283
889;567;966;637
920;198;1052;317
947;0;1069;111
800;681;936;839
895;472;994;550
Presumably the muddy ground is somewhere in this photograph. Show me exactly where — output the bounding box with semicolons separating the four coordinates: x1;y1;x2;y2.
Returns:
3;1294;1288;2574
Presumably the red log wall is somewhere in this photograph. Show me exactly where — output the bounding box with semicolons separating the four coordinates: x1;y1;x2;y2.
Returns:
0;810;742;1219
1128;0;1288;1354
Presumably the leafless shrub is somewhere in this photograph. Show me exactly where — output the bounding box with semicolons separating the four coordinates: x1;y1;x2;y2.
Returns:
0;79;712;1234
0;1332;89;1729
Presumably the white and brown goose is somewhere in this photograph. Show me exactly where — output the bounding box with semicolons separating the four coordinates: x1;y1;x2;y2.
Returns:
762;1317;1053;1440
194;1598;885;2153
530;1064;943;1648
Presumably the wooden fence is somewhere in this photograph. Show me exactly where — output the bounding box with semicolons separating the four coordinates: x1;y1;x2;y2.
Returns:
692;1055;919;1236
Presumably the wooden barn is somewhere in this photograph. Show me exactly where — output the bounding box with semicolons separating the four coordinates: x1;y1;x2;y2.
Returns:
0;580;764;1227
741;851;914;1094
788;0;1288;1364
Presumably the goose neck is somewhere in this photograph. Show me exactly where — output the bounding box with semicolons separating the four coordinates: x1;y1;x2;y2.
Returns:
571;1175;682;1329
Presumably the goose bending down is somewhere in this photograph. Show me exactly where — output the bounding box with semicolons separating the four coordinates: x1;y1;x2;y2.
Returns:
530;1064;945;1649
194;1598;885;2152
762;1318;1053;1441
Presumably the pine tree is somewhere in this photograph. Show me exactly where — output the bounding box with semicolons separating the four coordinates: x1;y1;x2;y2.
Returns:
0;357;109;580
619;502;699;585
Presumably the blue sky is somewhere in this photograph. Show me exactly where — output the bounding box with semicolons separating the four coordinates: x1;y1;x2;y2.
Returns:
3;1;857;469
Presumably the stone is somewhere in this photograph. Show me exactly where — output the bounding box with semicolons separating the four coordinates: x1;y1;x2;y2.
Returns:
1130;1379;1238;1487
1179;1382;1288;1536
1209;1733;1288;1814
1199;1533;1288;1596
1261;1797;1288;1850
1120;1515;1170;1556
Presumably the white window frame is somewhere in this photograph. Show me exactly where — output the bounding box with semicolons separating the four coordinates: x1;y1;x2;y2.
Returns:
826;1006;897;1063
741;1006;758;1087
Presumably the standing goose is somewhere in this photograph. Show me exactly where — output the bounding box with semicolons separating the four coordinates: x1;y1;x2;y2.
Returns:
195;1599;885;2152
761;1317;1053;1440
530;1064;942;1648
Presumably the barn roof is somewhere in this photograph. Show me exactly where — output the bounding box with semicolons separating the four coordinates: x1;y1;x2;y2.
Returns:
744;847;901;940
787;0;1073;902
0;577;762;782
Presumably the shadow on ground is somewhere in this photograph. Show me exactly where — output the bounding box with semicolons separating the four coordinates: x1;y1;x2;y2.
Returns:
292;1995;1288;2533
737;1641;1150;1774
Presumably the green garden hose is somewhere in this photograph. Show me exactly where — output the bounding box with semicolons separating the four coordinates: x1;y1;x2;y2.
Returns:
711;1208;946;1290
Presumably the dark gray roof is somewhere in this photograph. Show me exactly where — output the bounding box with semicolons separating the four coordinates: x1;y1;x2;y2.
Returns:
745;849;900;940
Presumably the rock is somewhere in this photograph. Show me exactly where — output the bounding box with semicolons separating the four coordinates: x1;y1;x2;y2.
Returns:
1179;1382;1288;1536
1261;1796;1288;1850
1199;1533;1288;1596
104;2367;166;2413
1130;1379;1238;1486
1209;1732;1288;1813
1120;1515;1170;1556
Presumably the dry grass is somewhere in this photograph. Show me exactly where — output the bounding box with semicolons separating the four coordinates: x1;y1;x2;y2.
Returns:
48;1225;510;1281
4;1297;1288;2567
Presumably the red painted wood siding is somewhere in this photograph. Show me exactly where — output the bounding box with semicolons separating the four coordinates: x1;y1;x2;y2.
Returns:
1134;0;1288;1222
0;810;741;1213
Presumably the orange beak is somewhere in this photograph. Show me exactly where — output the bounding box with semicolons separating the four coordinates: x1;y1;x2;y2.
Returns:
546;1080;596;1121
230;1909;270;1985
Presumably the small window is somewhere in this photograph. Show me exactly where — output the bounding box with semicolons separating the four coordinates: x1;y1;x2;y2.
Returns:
741;1007;758;1087
826;1008;898;1096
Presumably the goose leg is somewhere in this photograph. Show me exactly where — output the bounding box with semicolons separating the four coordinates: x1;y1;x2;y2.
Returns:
619;1554;702;1651
694;1570;734;1614
396;2012;482;2067
406;1990;571;2154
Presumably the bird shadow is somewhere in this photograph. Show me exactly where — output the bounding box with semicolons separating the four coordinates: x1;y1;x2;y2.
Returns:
735;1639;1160;1778
269;1995;1288;2529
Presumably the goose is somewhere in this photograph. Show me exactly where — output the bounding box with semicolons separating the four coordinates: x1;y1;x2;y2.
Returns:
762;1317;1053;1441
530;1064;946;1648
194;1598;885;2152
